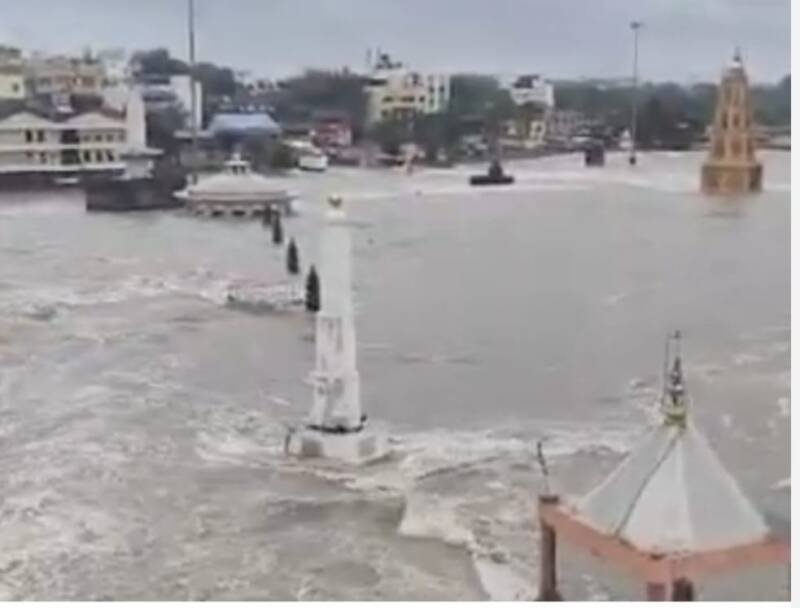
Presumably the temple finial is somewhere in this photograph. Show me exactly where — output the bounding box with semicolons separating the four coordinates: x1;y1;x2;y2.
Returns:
662;330;688;426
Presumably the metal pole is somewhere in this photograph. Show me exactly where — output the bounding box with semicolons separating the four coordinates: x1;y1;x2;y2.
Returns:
188;0;199;183
629;21;642;166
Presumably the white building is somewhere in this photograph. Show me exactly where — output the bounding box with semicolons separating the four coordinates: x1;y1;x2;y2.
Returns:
508;74;554;108
25;53;107;98
0;46;26;100
364;53;450;124
0;89;146;177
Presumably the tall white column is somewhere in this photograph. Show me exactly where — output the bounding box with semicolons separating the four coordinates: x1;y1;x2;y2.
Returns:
308;196;362;431
285;195;388;464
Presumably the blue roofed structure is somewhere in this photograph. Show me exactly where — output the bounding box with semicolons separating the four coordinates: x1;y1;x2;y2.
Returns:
208;111;281;137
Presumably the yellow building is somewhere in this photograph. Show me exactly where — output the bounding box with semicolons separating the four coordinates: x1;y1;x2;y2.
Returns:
701;50;762;194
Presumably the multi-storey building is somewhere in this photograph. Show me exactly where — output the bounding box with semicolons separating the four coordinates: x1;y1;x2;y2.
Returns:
0;46;26;100
25;54;106;98
508;74;554;108
364;53;450;125
0;89;146;181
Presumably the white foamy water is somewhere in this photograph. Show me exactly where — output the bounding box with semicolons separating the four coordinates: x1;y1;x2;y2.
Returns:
0;151;789;600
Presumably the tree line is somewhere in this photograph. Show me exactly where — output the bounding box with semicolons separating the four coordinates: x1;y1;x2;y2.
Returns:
131;48;790;158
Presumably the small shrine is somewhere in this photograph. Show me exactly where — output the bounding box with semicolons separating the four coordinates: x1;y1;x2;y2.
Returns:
536;332;789;600
701;49;763;194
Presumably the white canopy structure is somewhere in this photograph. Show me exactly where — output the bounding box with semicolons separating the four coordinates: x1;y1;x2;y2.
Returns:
174;154;294;216
571;420;770;555
536;333;789;600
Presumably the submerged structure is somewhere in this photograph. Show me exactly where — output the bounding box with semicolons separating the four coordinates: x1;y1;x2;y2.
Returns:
701;50;763;194
536;332;788;600
285;196;388;464
174;154;295;218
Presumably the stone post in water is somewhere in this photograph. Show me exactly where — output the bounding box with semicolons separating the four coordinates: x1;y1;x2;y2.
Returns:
272;208;284;245
305;265;320;312
287;238;300;275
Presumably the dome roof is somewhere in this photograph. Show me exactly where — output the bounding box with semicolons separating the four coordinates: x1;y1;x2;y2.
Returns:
177;155;291;201
208;112;281;137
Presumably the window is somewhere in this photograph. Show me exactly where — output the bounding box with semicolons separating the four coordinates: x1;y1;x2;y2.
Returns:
95;134;103;142
106;151;114;162
26;151;34;161
106;133;115;142
731;113;740;128
37;131;44;143
25;130;33;143
95;150;104;163
11;83;19;93
383;96;394;103
39;153;47;164
83;151;93;163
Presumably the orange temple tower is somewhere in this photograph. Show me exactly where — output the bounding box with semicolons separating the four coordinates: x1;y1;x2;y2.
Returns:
701;49;763;194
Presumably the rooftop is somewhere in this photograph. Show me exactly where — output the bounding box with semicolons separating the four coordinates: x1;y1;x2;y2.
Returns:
565;342;772;555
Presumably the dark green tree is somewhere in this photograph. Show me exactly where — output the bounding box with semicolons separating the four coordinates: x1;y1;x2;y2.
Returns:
273;69;368;139
132;48;189;75
368;117;411;155
145;106;186;157
305;265;320;312
287;238;300;275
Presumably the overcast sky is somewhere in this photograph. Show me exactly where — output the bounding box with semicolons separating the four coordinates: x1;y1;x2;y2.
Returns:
0;0;790;83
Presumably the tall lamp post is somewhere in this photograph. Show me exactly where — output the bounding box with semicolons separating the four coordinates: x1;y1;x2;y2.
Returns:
629;20;643;166
188;0;199;184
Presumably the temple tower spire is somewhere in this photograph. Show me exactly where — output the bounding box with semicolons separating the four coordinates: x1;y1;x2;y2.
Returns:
701;48;763;194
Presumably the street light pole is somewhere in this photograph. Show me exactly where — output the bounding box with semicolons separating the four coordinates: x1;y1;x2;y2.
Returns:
188;0;199;183
629;20;643;166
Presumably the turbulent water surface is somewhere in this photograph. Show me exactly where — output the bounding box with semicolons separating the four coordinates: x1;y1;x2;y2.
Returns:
0;151;790;600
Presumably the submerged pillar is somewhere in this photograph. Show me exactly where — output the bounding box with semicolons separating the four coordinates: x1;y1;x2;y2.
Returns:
285;195;388;464
537;495;563;601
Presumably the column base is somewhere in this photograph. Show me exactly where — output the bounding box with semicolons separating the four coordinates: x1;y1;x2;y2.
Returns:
701;161;763;194
536;588;563;601
285;425;390;465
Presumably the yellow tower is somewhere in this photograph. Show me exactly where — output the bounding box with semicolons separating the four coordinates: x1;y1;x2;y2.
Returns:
701;50;763;194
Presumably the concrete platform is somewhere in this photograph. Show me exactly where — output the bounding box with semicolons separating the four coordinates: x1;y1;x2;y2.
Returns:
285;426;390;465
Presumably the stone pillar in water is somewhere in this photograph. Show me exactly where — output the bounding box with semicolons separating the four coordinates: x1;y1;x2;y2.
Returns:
308;195;362;431
285;195;388;464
